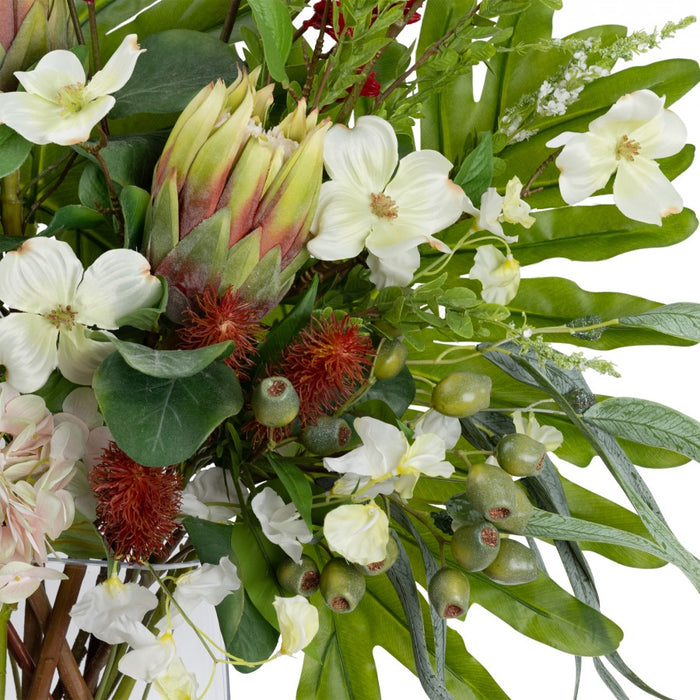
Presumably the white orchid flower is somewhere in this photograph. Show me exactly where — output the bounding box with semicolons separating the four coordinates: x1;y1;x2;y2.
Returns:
273;595;320;655
118;631;178;683
323;501;390;565
469;245;521;305
307;115;464;288
0;562;66;604
0;237;161;393
0;34;143;145
180;467;246;522
70;574;157;646
251;487;312;563
546;89;686;225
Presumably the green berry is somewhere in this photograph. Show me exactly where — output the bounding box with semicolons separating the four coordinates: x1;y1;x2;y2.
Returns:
320;558;366;613
497;482;534;535
373;338;408;380
431;371;491;418
356;537;398;576
495;433;547;477
451;522;501;572
276;555;320;597
465;462;518;523
252;376;300;428
428;567;470;618
483;538;538;585
301;416;352;455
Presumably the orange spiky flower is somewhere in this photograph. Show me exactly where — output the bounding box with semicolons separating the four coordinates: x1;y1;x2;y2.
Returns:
178;286;265;377
90;442;182;562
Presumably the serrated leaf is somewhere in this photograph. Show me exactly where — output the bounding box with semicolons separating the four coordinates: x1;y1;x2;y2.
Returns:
93;354;243;466
584;398;700;463
619;303;700;343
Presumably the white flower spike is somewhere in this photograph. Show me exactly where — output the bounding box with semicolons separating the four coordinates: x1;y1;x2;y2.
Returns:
308;115;464;288
546;89;686;225
0;237;161;393
0;34;144;146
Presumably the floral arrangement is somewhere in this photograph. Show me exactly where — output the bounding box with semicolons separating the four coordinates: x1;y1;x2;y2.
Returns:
0;1;698;699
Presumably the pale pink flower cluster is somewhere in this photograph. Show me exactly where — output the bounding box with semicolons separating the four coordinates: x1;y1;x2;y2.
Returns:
0;382;86;602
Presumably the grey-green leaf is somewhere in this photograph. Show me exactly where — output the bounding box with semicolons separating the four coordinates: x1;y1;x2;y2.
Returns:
619;303;700;342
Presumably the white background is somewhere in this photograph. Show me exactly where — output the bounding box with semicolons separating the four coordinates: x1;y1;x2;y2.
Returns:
229;3;700;699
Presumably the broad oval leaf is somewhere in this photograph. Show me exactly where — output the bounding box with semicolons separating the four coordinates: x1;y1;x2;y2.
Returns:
584;397;700;463
0;125;32;179
93;353;243;466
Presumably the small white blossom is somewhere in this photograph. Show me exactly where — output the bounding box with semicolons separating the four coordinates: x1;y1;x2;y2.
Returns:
118;631;177;684
153;658;198;700
0;562;66;604
273;595;319;655
414;410;461;449
512;411;563;452
469;245;521;305
323;502;389;565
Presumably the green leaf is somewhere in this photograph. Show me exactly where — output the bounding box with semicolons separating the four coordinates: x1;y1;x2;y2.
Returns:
0;236;25;253
361;365;416;419
111;30;241;118
43;205;107;237
0;125;32;178
247;0;294;83
267;454;314;530
226;590;279;672
120;185;151;250
584;398;700;463
50;512;108;560
454;132;494;204
619;303;700;343
93;354;243;466
96;334;234;378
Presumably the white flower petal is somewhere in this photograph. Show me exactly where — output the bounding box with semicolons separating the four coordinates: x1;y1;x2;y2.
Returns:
323;115;397;191
0;237;82;313
366;247;420;289
118;633;177;683
414;411;462;449
47;96;116;145
84;35;144;99
631;107;686;159
0;313;59;393
353;416;407;474
553;131;617;204
589;89;665;141
323;502;389;565
14;50;86;99
57;326;115;385
74;248;161;328
307;182;374;260
613;157;683;226
385;150;464;236
273;595;319;655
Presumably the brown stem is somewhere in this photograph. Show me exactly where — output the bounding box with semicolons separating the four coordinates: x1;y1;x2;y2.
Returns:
86;1;101;75
302;0;331;101
220;0;241;43
23;152;79;226
83;639;112;695
28;565;92;700
7;621;39;685
21;600;42;700
521;147;562;198
66;0;86;45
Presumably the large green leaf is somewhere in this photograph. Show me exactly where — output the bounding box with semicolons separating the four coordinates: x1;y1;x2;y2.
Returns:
584;398;700;463
93;353;243;466
0;125;32;178
247;0;293;83
619;303;700;343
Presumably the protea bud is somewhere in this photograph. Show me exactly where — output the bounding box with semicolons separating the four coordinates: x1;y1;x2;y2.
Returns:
143;69;330;320
0;0;74;91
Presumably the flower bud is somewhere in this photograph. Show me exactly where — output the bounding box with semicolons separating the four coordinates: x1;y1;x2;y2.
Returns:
320;558;366;613
252;377;300;428
431;371;491;418
428;567;470;619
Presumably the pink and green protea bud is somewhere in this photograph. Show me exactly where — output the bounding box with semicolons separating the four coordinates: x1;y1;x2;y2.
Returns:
0;0;74;91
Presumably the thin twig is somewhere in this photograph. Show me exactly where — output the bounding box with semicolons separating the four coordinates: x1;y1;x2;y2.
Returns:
66;0;86;45
302;0;331;101
521;147;562;198
23;152;79;226
220;0;241;43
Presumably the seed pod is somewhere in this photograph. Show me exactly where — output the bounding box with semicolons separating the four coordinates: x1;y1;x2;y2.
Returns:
465;462;517;523
495;433;547;477
498;482;534;535
451;521;501;571
252;376;300;427
320;558;366;613
356;536;399;576
483;538;538;585
428;567;470;618
301;416;352;455
276;555;320;597
431;371;491;417
373;338;408;380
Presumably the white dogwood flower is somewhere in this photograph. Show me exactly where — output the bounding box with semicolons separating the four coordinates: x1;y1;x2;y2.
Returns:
546;89;686;225
0;237;161;392
469;245;521;305
308;115;464;288
323;502;390;565
0;34;143;145
273;595;319;655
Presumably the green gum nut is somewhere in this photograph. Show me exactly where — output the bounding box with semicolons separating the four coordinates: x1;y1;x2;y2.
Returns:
320;558;366;613
276;555;320;597
428;567;471;619
483;538;538;585
495;433;547;477
373;338;408;380
301;416;352;456
356;536;399;576
431;371;491;418
465;462;517;523
451;521;501;572
252;376;300;427
498;482;534;535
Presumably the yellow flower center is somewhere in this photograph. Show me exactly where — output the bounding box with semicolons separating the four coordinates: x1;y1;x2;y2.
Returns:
44;304;77;330
370;192;398;220
56;83;87;115
615;134;641;161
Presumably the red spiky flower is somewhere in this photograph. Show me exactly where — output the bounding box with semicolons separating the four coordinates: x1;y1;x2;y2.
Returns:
90;442;182;563
178;286;265;377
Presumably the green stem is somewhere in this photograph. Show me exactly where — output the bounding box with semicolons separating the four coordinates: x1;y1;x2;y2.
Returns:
1;171;23;236
0;604;12;700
